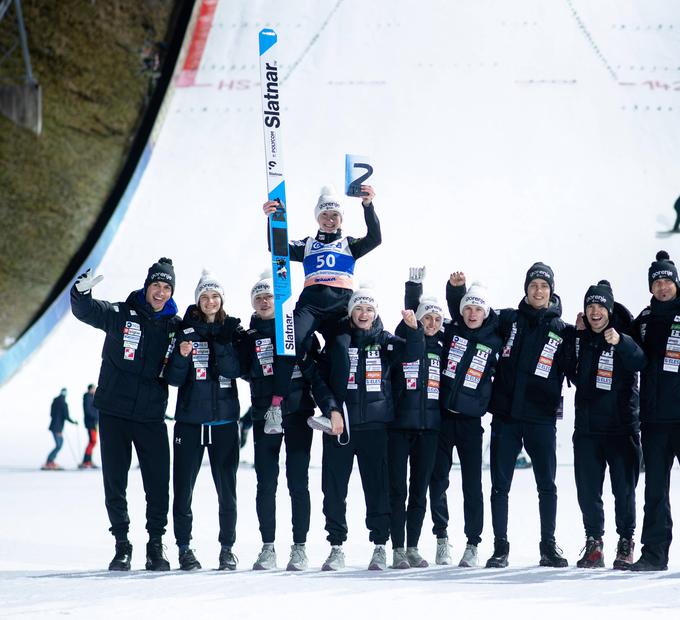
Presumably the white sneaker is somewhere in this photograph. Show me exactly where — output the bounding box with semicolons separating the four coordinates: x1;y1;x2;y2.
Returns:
253;543;277;570
368;545;387;571
286;544;308;571
459;543;479;567
392;547;410;569
435;537;453;565
264;405;283;434
322;545;345;571
306;415;335;434
406;546;428;568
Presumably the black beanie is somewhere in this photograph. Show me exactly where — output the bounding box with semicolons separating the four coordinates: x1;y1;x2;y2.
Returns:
584;279;614;315
144;257;175;294
648;250;680;292
524;261;555;294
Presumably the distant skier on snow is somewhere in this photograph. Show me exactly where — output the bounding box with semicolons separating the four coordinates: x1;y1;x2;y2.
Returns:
43;388;78;470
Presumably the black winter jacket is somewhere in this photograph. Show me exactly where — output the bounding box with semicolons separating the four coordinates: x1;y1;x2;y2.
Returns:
70;286;180;421
568;303;645;435
392;281;443;431
238;314;337;421
633;296;680;425
489;295;572;424
83;392;99;429
49;394;76;432
322;316;423;430
440;283;503;419
165;306;242;425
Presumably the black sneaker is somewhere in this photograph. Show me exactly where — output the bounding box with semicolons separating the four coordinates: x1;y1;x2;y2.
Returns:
576;537;604;568
539;539;568;567
109;541;132;571
178;548;202;571
145;539;170;571
485;538;509;568
219;547;238;571
613;538;634;570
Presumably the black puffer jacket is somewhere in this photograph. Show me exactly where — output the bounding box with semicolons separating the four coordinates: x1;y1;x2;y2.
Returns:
633;296;680;425
165;306;242;425
49;394;76;432
323;316;423;429
392;280;443;431
568;302;645;435
71;286;180;421
238;314;337;421
489;295;572;424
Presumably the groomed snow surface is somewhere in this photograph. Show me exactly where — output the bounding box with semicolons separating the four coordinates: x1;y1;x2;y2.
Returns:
1;436;680;619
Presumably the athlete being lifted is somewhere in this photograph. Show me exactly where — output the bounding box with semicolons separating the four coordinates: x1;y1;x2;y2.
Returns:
261;184;381;434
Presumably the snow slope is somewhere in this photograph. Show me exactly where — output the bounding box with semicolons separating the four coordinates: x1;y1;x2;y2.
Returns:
2;0;680;617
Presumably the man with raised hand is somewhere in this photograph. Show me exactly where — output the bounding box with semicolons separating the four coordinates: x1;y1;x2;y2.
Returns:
71;258;180;572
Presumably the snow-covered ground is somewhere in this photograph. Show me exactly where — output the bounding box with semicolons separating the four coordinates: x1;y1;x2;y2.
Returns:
3;0;680;617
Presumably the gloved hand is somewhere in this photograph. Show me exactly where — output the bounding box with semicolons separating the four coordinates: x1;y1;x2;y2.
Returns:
409;266;426;283
215;316;242;345
75;269;104;293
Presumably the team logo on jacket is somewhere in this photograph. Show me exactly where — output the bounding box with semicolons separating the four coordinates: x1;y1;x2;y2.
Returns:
196;368;207;380
443;335;468;379
122;320;141;361
427;353;440;399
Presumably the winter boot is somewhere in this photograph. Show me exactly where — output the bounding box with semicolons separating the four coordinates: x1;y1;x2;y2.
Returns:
392;547;410;569
253;543;277;570
576;537;604;568
322;545;345;571
629;544;668;572
286;543;308;571
613;538;634;570
368;544;387;571
264;404;283;435
306;415;336;434
406;547;428;568
178;548;202;571
145;539;170;571
435;537;453;565
108;541;132;571
218;546;238;571
539;539;568;568
485;538;510;568
459;543;479;568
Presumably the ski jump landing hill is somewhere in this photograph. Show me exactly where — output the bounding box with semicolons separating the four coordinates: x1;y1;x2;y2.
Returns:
1;0;679;464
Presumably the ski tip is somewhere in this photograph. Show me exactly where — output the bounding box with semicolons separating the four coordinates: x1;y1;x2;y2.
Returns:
259;28;277;55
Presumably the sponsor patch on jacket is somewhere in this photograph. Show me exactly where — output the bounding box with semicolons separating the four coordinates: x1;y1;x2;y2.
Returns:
534;332;562;379
596;349;614;390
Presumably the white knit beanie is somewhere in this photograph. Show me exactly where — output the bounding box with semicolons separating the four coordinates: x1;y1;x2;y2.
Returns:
314;185;344;221
459;282;490;318
194;269;225;305
250;270;274;308
416;296;444;322
348;284;378;317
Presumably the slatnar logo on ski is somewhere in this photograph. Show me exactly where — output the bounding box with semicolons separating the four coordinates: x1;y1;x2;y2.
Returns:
263;62;280;128
284;313;295;351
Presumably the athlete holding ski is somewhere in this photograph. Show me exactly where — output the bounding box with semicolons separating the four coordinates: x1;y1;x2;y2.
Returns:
261;184;381;434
